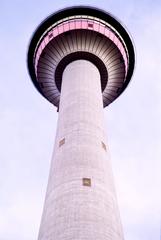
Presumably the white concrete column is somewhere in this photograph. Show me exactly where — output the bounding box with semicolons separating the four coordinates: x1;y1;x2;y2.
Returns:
38;60;124;240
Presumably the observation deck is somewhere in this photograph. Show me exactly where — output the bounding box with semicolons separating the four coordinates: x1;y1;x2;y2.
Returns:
27;6;135;107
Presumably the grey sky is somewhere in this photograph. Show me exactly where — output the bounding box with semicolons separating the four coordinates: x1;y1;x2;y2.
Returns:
0;0;161;239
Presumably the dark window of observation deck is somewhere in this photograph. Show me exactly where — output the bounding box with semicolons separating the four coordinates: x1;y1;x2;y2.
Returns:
88;23;93;28
48;33;53;39
59;138;65;147
82;178;91;187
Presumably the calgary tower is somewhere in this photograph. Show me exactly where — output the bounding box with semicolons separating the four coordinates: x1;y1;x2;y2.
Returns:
27;6;135;240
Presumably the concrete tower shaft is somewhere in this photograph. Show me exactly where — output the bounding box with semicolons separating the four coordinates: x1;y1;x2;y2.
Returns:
38;60;123;239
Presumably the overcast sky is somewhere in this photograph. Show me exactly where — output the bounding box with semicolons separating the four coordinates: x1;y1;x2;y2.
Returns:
0;0;161;239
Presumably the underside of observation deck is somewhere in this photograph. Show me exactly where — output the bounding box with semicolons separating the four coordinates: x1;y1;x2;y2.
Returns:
27;6;135;108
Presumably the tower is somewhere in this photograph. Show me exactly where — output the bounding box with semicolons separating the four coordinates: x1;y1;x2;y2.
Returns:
27;6;135;240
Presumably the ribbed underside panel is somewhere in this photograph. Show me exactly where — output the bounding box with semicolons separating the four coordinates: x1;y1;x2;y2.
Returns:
37;29;125;107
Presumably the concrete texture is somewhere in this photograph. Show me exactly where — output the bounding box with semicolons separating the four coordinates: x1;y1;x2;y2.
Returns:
37;60;124;240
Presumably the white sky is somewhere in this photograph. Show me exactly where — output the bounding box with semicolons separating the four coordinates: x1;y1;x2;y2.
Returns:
0;0;161;239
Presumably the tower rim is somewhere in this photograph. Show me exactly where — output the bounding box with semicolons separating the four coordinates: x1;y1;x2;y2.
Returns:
27;6;135;107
